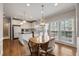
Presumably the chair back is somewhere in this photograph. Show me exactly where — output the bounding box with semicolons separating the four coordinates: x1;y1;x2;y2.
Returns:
48;38;55;49
28;40;38;55
40;41;49;51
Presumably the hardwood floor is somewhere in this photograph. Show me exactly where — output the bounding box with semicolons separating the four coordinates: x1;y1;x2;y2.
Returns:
3;39;30;56
3;39;76;56
53;42;76;56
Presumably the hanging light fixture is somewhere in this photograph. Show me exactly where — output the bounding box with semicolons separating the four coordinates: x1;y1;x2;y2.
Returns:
20;12;26;25
22;12;26;23
20;5;26;25
40;4;46;26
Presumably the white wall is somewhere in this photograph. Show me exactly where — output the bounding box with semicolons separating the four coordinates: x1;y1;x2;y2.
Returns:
76;4;79;37
45;9;75;23
0;4;3;56
76;4;79;56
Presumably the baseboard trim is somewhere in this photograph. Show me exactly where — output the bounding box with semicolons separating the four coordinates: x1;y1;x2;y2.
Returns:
55;40;76;48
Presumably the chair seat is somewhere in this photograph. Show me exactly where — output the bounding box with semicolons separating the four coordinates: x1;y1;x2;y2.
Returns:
47;47;53;52
39;47;53;53
28;40;38;56
39;38;55;56
39;47;54;56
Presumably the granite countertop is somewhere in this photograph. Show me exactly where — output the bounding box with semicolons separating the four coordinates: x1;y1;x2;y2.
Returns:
20;32;32;34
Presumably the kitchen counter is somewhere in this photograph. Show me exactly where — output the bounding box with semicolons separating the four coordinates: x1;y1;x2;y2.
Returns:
19;33;32;45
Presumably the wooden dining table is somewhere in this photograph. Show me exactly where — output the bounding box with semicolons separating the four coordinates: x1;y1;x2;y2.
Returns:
29;36;55;55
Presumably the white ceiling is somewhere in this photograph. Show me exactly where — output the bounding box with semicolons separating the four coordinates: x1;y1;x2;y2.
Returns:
3;3;75;21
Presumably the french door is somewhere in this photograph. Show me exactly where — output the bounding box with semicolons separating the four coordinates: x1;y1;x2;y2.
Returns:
49;18;76;46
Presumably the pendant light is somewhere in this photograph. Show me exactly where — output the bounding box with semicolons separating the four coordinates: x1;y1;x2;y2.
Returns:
40;4;46;26
22;11;26;23
20;4;26;25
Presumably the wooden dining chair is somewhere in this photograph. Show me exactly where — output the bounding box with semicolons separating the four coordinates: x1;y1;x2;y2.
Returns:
28;40;38;56
39;41;49;56
40;38;55;56
47;38;55;55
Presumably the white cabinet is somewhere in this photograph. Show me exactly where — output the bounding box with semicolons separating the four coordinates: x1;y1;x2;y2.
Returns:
14;26;21;38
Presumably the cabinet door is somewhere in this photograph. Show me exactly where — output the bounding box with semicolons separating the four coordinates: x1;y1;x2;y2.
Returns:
14;26;21;38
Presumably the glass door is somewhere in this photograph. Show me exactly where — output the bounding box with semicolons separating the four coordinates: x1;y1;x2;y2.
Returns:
60;19;73;44
65;19;73;43
49;21;59;40
49;17;76;46
60;20;65;42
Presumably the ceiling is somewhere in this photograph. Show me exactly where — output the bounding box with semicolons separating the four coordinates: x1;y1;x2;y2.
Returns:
3;3;76;21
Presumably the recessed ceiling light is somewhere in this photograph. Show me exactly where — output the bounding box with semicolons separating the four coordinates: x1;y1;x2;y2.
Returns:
26;3;30;6
20;22;23;25
22;20;26;23
41;10;44;14
30;16;33;19
54;3;58;6
20;21;26;25
14;17;17;18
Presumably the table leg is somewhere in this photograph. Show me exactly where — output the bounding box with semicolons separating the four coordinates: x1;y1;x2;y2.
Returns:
37;44;40;56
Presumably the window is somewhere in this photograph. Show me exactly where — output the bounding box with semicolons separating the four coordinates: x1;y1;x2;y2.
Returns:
49;17;76;45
